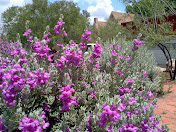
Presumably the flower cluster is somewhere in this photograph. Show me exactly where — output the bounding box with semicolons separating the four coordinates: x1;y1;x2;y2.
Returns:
109;43;122;65
42;31;52;44
119;122;138;132
56;43;83;68
18;112;49;132
11;44;27;56
87;114;92;131
59;84;77;112
110;43;121;57
90;43;103;59
0;57;12;69
23;29;33;43
56;56;67;69
2;64;26;106
43;104;50;112
32;41;51;58
0;38;11;56
32;69;50;86
65;44;82;66
139;116;163;131
98;104;121;131
132;39;143;49
54;20;67;36
26;69;50;89
18;116;42;132
79;30;91;50
0;119;6;131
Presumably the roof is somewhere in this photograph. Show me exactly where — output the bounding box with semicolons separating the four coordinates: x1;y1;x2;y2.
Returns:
93;11;135;29
110;11;135;24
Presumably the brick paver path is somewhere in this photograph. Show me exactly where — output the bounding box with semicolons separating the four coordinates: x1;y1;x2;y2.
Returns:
154;84;176;132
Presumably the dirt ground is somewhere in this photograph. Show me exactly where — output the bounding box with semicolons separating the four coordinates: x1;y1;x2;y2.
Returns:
154;72;176;132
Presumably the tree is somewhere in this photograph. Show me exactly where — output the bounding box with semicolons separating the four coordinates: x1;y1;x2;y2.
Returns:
125;0;176;16
2;0;90;48
91;18;135;42
120;0;176;46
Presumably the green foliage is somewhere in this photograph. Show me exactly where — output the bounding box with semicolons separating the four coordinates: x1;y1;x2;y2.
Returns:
91;18;137;42
125;0;170;16
120;0;176;47
2;0;90;48
100;36;162;93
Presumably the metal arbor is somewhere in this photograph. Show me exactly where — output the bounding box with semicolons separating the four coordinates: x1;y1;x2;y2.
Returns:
156;42;176;80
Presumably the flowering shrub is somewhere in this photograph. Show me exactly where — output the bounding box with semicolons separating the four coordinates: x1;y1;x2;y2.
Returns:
0;18;169;132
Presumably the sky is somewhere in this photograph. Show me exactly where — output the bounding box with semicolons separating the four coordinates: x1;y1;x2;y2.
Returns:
0;0;126;30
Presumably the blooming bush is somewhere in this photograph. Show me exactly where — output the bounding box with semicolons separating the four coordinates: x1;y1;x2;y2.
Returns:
0;18;169;132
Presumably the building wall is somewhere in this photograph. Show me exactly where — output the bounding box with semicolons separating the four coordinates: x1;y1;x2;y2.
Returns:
149;40;176;65
149;49;176;65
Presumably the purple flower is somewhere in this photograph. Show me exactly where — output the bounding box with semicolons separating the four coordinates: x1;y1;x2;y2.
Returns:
42;31;51;44
56;57;67;69
18;116;41;132
110;44;115;48
33;69;50;86
32;41;51;60
118;55;124;59
91;92;96;98
127;78;134;83
93;64;100;69
81;30;91;41
90;43;103;59
132;39;143;49
119;122;138;132
57;42;64;47
117;102;126;112
142;105;149;111
114;69;120;73
98;104;121;128
0;119;6;131
23;29;32;36
41;120;49;129
119;72;123;76
135;109;139;114
27;35;33;43
143;70;148;77
80;81;87;87
92;80;96;85
64;45;83;66
1;64;26;106
137;71;140;74
151;102;158;108
43;104;50;112
111;50;117;56
19;114;49;132
106;125;113;132
63;30;67;37
79;30;91;50
87;114;92;131
54;20;65;34
137;90;143;96
125;55;130;60
59;84;77;112
127;110;134;118
128;97;136;105
116;44;121;50
145;91;153;99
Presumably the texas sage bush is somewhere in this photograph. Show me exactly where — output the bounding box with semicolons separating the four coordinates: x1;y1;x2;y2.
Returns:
0;18;169;132
99;36;162;94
